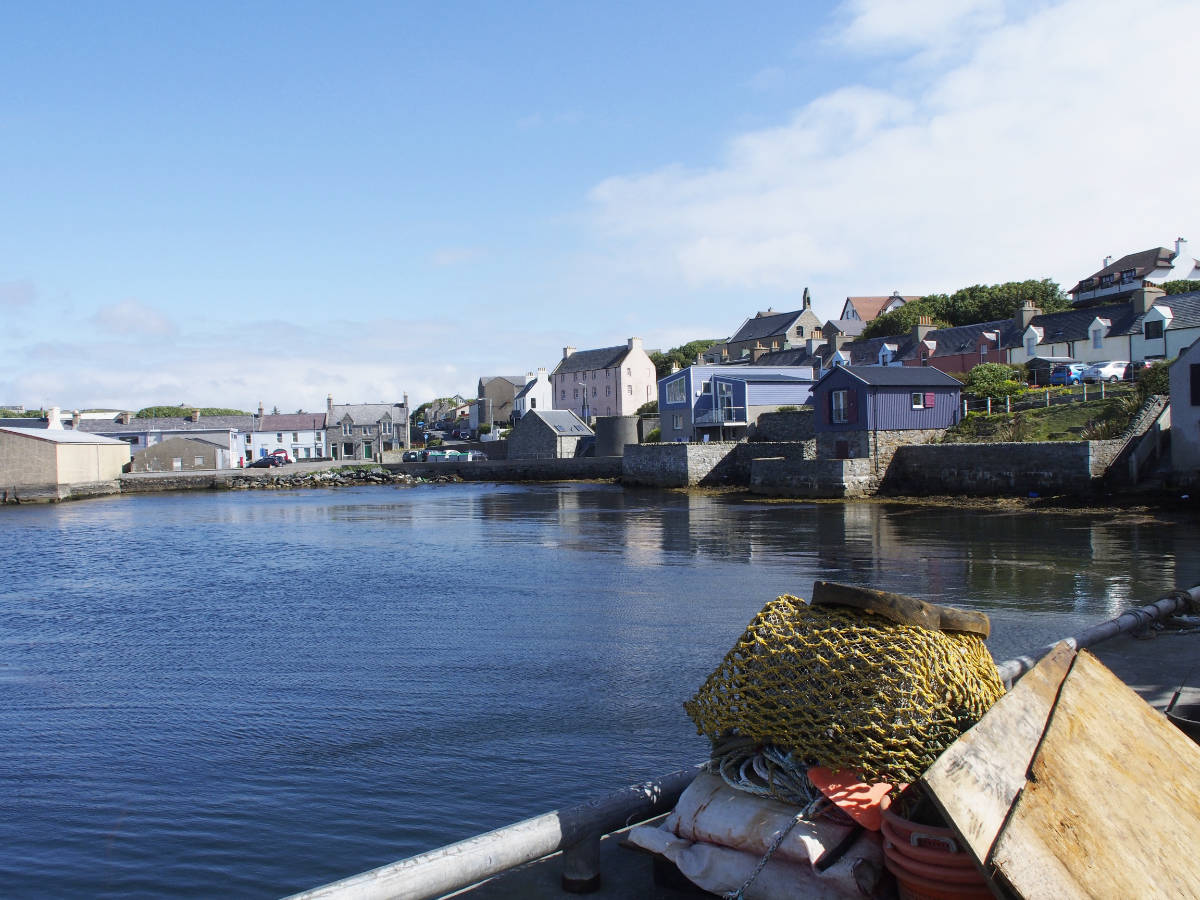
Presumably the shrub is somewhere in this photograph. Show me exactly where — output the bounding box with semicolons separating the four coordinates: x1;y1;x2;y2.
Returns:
964;363;1024;401
1136;360;1171;400
644;428;661;443
478;423;492;434
774;406;800;413
636;400;659;415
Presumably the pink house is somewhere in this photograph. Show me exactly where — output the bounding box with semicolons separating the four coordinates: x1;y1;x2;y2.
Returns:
550;337;657;419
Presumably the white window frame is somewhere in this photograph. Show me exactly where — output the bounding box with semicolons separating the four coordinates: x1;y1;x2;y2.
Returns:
911;392;925;409
342;422;352;436
672;414;682;429
666;378;687;405
831;390;848;424
1092;328;1103;349
1025;336;1036;356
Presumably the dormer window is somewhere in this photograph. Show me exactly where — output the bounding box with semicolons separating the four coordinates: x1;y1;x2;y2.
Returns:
1100;274;1114;288
1120;268;1136;284
1145;320;1164;340
1092;328;1103;349
342;422;352;436
1025;336;1037;356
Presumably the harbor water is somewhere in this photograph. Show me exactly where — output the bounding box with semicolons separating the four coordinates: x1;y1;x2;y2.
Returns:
1;483;1195;897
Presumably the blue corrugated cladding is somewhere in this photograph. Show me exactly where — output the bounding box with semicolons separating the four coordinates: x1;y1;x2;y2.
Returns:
813;369;958;431
746;382;812;407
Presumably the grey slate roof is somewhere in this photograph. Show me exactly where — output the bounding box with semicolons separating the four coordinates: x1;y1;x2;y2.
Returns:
480;375;528;389
920;318;1020;355
1122;291;1200;335
528;410;593;435
552;345;631;375
729;310;805;344
75;415;254;433
329;403;405;425
260;413;327;431
749;348;822;367
513;378;537;400
825;318;866;337
824;366;962;388
1026;302;1138;345
0;418;46;429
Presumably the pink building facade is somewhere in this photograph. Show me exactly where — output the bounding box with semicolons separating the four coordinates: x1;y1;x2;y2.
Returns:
550;337;657;419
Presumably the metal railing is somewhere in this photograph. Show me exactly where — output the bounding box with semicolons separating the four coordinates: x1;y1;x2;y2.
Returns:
692;406;747;425
961;381;1135;417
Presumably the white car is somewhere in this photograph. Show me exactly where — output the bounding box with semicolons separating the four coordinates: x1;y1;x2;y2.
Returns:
1082;360;1129;383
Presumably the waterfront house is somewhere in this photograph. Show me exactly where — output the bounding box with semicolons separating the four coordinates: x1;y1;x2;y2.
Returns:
130;436;231;472
1070;238;1200;307
1170;337;1200;483
709;292;824;364
326;398;408;462
74;410;251;464
658;365;816;443
476;375;528;426
0;427;131;496
810;366;961;461
245;410;328;463
512;369;553;422
507;409;594;459
551;338;656;419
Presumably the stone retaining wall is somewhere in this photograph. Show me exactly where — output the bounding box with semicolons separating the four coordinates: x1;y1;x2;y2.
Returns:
388;457;621;482
883;441;1112;495
749;457;877;498
752;410;815;443
2;479;123;503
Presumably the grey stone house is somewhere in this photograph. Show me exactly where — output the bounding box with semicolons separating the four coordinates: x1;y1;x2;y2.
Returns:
326;399;409;462
476;376;528;426
507;410;594;459
703;290;824;363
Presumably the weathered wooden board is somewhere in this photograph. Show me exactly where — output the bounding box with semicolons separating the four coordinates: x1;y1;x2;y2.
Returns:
990;650;1200;899
920;641;1075;863
810;581;990;637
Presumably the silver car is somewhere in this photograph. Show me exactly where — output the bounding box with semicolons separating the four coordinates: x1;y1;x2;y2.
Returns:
1082;360;1129;383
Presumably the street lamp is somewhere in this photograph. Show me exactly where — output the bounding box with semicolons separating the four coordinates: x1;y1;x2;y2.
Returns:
577;382;590;423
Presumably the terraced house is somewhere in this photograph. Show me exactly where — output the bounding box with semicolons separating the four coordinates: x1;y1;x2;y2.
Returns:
551;337;656;419
326;398;408;462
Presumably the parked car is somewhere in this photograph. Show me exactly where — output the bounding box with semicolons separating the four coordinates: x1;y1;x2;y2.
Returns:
270;449;292;464
401;450;421;462
247;456;282;468
1124;360;1154;380
457;429;473;440
1082;360;1130;383
1049;363;1087;386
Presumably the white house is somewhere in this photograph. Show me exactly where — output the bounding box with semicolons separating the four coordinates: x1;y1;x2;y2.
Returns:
1070;238;1200;306
244;411;328;463
512;368;553;422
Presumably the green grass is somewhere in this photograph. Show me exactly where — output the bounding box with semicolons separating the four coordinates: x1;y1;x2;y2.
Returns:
943;394;1138;443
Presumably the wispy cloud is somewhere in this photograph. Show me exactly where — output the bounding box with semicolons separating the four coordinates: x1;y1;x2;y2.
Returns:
587;0;1200;302
431;247;485;267
831;0;1006;52
90;299;177;337
0;280;37;309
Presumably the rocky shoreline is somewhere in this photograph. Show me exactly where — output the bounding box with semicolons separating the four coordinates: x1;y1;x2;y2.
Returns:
230;466;463;489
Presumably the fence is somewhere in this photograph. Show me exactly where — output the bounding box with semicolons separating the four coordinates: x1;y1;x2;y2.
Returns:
961;382;1134;417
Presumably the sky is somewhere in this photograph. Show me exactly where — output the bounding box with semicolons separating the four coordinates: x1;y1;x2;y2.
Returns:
2;0;1197;414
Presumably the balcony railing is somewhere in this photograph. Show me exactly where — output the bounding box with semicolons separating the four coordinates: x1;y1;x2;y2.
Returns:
693;406;747;425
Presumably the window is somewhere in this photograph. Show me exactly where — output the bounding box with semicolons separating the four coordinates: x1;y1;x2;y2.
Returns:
561;390;566;400
831;390;848;424
194;456;204;466
245;434;251;444
1145;320;1164;340
361;425;373;434
1092;328;1103;349
171;457;182;471
382;421;392;434
1121;268;1136;284
592;386;597;397
530;398;536;409
292;432;299;441
573;388;579;399
1100;274;1114;288
672;414;683;429
980;345;988;360
627;385;633;395
1025;336;1036;356
666;378;687;404
702;382;711;394
911;392;925;409
606;385;611;397
342;423;352;436
343;442;354;456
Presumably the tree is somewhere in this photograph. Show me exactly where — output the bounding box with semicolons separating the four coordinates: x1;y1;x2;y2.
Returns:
1164;280;1200;295
1136;360;1171;399
650;339;721;378
860;279;1068;340
636;400;658;415
136;405;248;418
963;363;1024;400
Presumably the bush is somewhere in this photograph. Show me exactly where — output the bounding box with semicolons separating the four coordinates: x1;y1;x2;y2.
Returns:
644;428;661;443
774;406;800;413
1136;360;1171;400
636;400;658;415
964;363;1025;401
478;423;491;434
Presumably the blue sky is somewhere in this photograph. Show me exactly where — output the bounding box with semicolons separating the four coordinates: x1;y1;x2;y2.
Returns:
2;0;1196;413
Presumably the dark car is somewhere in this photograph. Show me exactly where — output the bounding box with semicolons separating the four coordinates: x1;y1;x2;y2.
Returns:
401;450;421;462
270;449;292;464
247;456;282;468
1124;360;1154;380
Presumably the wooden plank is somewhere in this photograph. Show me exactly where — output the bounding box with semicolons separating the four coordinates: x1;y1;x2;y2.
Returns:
991;650;1200;899
920;641;1075;863
810;581;990;636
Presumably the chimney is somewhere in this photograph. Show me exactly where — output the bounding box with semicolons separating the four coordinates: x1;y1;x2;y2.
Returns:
1133;284;1165;315
695;353;703;365
913;315;936;342
1016;299;1042;329
720;346;729;360
1103;255;1113;268
802;287;812;309
1176;236;1189;260
563;346;576;359
670;362;680;374
326;394;333;413
258;402;264;419
119;411;133;425
627;337;643;352
71;410;81;429
537;366;548;380
190;408;200;422
46;406;62;429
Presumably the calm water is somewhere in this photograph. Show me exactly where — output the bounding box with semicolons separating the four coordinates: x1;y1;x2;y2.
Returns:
1;483;1195;897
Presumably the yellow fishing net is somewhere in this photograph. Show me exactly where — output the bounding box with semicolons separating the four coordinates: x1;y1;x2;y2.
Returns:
685;594;1005;784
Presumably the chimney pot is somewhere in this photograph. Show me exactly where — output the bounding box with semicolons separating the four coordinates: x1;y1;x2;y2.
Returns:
326;394;333;413
563;346;576;359
1103;255;1113;268
191;408;200;422
627;337;643;352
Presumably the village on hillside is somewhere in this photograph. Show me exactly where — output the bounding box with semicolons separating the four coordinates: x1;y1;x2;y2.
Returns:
2;238;1199;498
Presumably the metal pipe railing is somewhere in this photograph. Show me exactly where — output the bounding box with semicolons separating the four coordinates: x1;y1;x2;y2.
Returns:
287;584;1200;900
284;766;700;900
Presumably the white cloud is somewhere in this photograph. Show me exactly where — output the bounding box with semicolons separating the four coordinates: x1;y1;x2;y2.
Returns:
90;299;176;337
587;0;1200;312
832;0;1006;52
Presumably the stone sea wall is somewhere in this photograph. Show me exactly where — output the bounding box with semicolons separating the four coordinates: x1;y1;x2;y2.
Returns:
883;441;1109;496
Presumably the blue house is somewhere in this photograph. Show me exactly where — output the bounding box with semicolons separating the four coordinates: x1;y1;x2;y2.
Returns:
658;365;816;442
811;366;961;459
